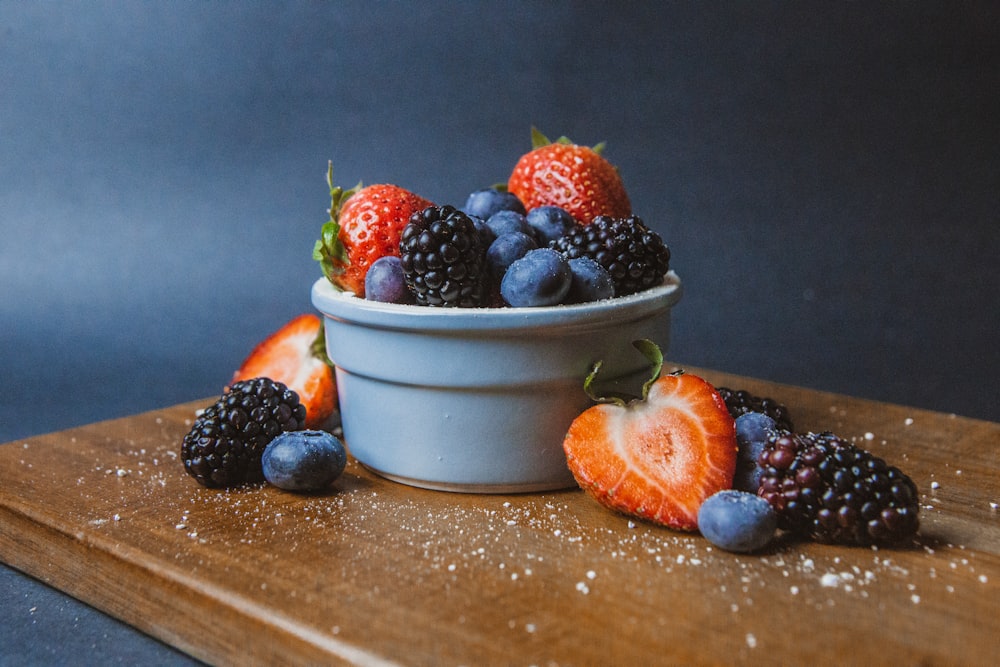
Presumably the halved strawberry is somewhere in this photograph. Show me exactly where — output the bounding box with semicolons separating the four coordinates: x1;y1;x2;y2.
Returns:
563;340;737;530
231;314;338;430
507;127;631;224
313;162;434;297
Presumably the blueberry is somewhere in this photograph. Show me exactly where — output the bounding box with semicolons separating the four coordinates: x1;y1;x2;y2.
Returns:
500;248;572;307
463;187;526;219
526;206;578;246
733;412;778;492
365;256;413;304
470;215;497;249
697;490;778;553
262;430;347;492
485;210;534;240
565;256;615;303
486;232;538;282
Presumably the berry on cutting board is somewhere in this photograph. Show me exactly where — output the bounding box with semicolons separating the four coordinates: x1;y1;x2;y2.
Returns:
231;313;338;430
508;127;632;224
757;431;920;546
563;340;738;530
262;430;347;492
732;412;782;493
715;386;795;432
313;162;433;297
181;378;307;488
698;489;778;553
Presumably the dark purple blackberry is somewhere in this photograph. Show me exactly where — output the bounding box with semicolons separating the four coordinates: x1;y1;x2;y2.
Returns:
399;205;490;307
757;431;920;546
550;215;670;296
716;387;794;432
181;377;307;488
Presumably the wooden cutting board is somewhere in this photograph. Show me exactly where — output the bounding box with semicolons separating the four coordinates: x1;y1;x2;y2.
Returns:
2;366;998;666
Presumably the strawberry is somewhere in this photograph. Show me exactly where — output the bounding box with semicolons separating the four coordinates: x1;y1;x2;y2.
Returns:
507;128;632;224
313;162;434;296
231;314;338;430
563;340;737;530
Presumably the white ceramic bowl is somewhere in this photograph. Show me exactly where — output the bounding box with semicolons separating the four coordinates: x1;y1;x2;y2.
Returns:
311;271;682;493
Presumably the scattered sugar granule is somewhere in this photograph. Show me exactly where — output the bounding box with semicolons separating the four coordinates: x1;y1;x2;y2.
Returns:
864;432;875;441
904;417;914;426
790;586;800;595
746;633;758;649
911;594;921;604
930;481;940;490
525;623;537;633
979;575;988;584
820;573;841;588
990;502;998;511
113;514;121;521
576;581;590;594
586;570;597;580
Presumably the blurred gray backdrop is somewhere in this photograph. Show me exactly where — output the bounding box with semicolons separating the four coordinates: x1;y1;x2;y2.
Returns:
1;1;998;663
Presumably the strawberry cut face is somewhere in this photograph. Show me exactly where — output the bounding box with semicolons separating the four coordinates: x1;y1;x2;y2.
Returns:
232;314;338;430
564;372;737;530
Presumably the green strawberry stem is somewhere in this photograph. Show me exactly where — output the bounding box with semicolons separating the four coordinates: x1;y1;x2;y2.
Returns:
530;126;606;155
312;161;362;287
583;338;666;407
309;320;335;368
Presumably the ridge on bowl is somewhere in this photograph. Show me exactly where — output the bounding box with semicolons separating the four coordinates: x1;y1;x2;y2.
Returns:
311;271;682;493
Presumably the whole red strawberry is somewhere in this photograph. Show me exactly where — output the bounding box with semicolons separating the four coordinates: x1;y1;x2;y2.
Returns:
563;340;737;530
507;128;631;224
313;162;433;296
231;314;338;430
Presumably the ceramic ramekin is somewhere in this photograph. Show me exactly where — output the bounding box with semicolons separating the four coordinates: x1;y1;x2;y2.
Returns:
311;271;682;493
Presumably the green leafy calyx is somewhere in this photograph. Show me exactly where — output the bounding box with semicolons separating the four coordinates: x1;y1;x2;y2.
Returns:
583;339;666;407
530;126;606;155
312;161;362;287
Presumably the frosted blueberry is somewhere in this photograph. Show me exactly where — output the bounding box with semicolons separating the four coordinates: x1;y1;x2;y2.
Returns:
262;430;347;492
698;490;778;553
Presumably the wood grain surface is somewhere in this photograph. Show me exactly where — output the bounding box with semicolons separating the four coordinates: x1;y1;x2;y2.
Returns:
1;366;998;666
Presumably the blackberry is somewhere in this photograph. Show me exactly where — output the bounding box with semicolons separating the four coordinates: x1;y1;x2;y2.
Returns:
399;205;490;307
181;377;307;488
550;215;670;296
757;431;920;546
716;387;795;432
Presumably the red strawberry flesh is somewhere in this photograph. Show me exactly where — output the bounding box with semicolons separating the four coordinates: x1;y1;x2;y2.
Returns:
564;373;737;530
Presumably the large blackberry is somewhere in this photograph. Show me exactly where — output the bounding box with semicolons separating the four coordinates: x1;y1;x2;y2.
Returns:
399;205;490;307
716;387;794;432
181;377;307;488
757;431;920;545
550;215;670;296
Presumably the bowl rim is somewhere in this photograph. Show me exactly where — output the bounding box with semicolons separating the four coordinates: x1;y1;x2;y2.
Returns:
311;271;682;332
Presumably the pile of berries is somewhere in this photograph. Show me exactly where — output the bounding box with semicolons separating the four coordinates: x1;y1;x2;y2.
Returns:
369;200;671;308
705;389;920;551
315;130;672;308
561;343;921;554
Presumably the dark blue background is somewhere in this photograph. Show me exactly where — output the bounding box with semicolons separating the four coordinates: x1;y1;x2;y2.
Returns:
2;1;997;663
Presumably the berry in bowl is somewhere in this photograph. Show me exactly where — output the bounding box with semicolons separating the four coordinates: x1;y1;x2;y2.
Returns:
309;132;680;492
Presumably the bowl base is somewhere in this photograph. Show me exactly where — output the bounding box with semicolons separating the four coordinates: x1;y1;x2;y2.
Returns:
359;463;579;495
